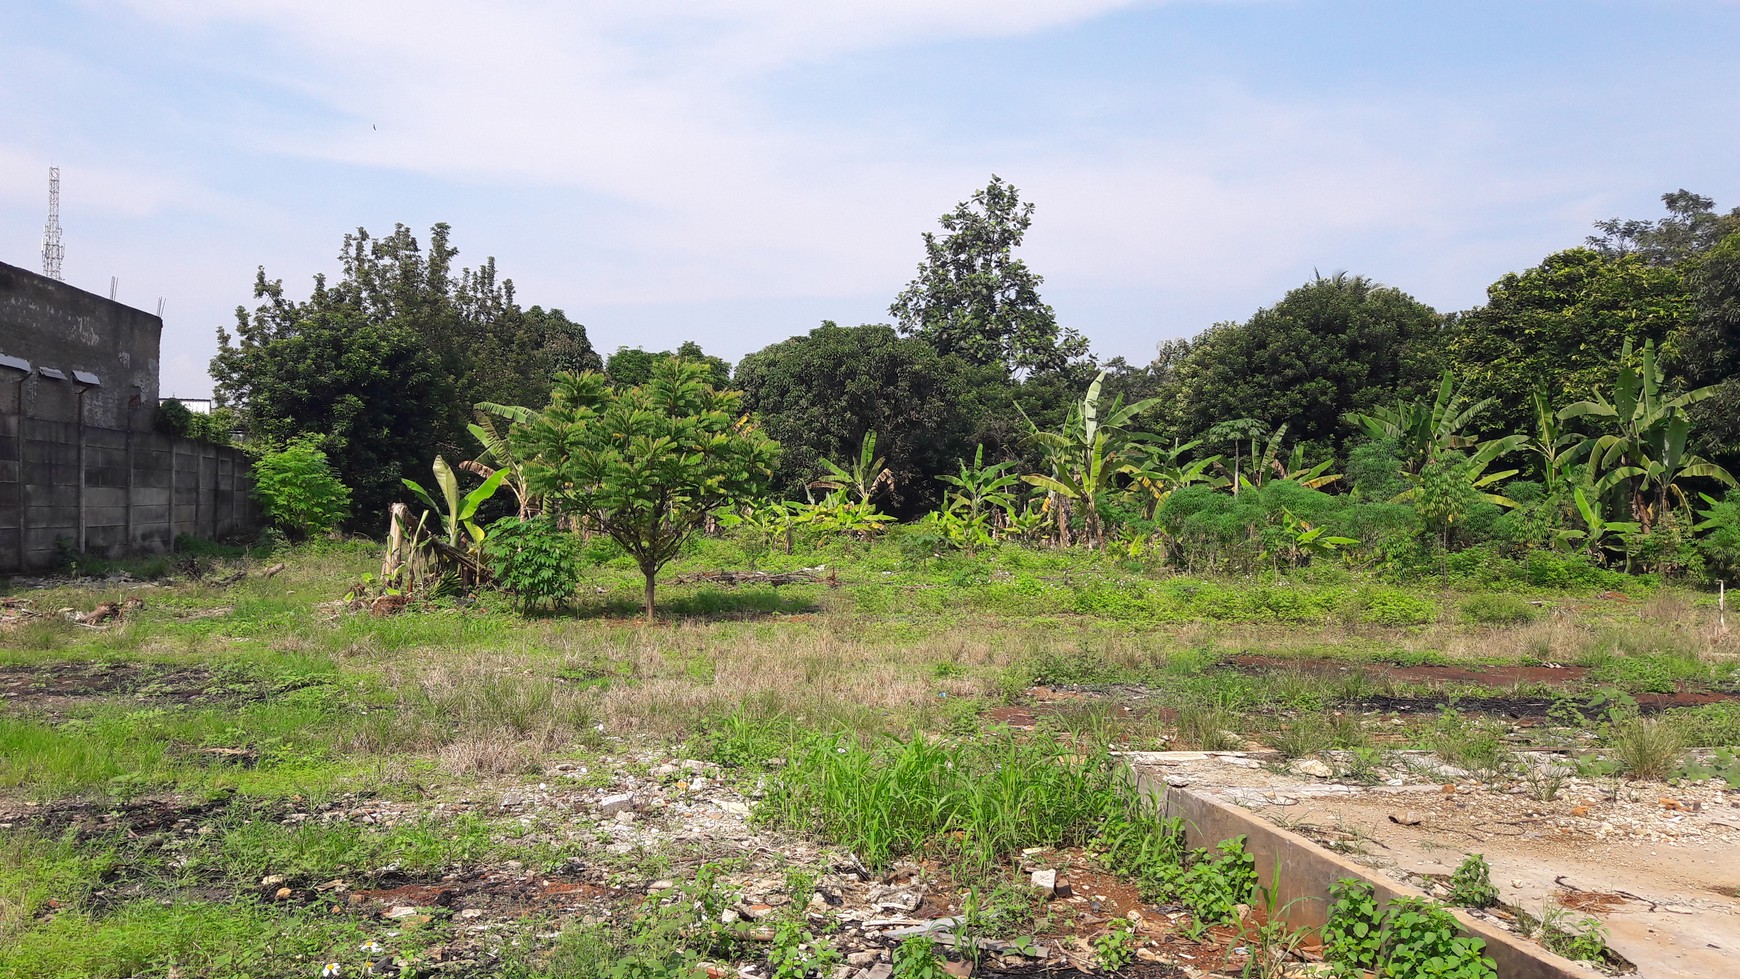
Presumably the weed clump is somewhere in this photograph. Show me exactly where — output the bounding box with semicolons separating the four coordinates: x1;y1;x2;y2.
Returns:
1461;593;1538;626
1448;853;1498;909
1603;712;1687;781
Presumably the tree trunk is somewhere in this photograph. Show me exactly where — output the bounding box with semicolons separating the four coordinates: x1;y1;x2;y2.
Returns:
642;569;657;621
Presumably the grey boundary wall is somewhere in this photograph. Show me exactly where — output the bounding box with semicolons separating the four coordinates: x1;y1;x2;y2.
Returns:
0;412;257;573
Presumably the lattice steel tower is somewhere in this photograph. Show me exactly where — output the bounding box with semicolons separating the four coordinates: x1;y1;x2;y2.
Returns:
42;166;64;280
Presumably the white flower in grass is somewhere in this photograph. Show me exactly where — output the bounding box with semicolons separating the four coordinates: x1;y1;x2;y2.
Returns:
359;941;384;956
321;964;342;977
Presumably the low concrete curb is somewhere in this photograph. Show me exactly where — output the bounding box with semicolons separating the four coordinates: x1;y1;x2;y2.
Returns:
1125;763;1595;979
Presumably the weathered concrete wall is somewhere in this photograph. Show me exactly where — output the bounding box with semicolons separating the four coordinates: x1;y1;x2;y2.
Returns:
0;413;257;572
0;260;162;431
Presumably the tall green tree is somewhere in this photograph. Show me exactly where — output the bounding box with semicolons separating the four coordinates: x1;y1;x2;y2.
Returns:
1447;248;1693;433
213;268;448;520
734;322;1005;515
213;223;600;519
523;359;778;619
1160;274;1442;452
606;341;731;388
890;175;1088;376
1587;190;1740;266
1670;231;1740;466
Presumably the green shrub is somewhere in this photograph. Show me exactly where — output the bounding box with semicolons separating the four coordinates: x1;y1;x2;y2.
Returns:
1447;853;1498;908
1323;878;1382;970
1378;897;1496;979
758;730;1174;872
1696;489;1740;581
1460;593;1537;626
251;437;351;538
483;516;582;612
1345;439;1406;502
1519;550;1621;590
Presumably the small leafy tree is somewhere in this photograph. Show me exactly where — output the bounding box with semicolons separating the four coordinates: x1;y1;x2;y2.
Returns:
251;436;351;539
524;358;778;619
482;516;581;612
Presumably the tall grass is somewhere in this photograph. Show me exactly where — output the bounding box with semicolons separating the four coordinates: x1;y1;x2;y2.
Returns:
758;730;1170;871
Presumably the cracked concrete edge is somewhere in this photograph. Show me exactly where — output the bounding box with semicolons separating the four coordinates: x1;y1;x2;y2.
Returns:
1125;764;1597;979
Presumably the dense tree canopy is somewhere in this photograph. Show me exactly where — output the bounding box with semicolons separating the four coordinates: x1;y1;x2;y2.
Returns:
735;322;1005;516
1156;274;1443;452
212;223;599;520
890;175;1088;376
605;341;731;389
1673;231;1740;466
1446;249;1693;434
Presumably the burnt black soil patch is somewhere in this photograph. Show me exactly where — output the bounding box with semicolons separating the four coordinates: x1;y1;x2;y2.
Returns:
0;660;308;718
0;790;251;839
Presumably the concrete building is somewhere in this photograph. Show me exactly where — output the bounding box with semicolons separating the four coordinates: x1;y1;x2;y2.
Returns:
1;260;161;430
1;259;255;571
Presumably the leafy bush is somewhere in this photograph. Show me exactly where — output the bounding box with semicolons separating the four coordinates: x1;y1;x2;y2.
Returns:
1377;898;1496;979
1518;550;1622;590
1354;588;1437;626
1323;878;1382;971
483;516;582;612
1695;490;1740;581
1447;854;1498;909
1345;439;1406;502
251;437;351;538
154;399;236;445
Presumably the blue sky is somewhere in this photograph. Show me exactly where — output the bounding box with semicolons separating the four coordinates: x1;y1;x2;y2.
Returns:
4;0;1738;398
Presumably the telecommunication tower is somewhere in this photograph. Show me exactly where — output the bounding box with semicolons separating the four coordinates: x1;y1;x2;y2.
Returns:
42;166;65;280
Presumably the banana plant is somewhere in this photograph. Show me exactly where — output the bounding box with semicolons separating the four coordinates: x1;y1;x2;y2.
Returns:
802;488;894;538
1558;486;1638;564
1527;389;1588;498
1121;439;1225;519
403;455;509;553
1558;339;1734;527
937;444;1021;524
1263;507;1359;568
718;500;801;564
462;401;540;518
1020;371;1159;548
813;430;895;507
1346;371;1496;475
1231;424;1343;493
